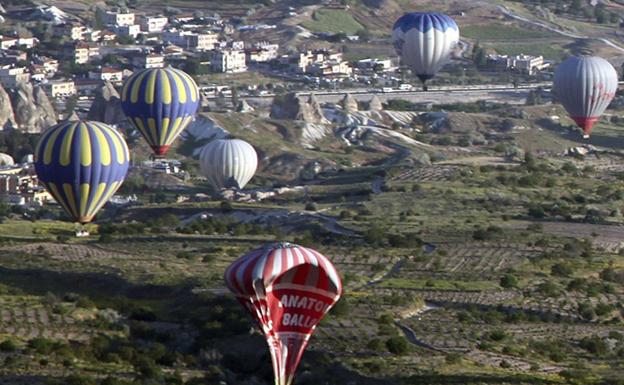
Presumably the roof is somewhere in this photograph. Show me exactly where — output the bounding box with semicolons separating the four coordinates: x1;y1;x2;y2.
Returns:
101;67;122;73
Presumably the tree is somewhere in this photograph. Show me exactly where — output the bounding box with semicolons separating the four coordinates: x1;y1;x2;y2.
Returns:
331;298;350;317
551;263;574;277
500;274;518;288
64;95;79;116
570;0;582;14
579;335;608;356
133;356;162;380
231;85;239;108
474;46;487;68
526;88;543;105
116;34;135;45
0;339;17;352
595;5;607;24
386;336;409;355
94;8;106;30
356;28;372;42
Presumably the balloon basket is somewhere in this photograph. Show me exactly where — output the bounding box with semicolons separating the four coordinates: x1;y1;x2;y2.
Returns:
75;224;89;238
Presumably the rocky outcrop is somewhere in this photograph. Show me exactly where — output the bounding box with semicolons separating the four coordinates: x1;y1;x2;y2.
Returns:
341;93;358;113
270;92;328;124
66;110;80;121
368;95;383;111
0;83;16;129
11;82;57;133
0;153;14;166
34;85;57;127
236;99;254;113
87;81;125;125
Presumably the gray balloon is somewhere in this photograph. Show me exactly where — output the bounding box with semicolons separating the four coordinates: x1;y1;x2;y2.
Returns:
553;56;618;138
199;139;258;190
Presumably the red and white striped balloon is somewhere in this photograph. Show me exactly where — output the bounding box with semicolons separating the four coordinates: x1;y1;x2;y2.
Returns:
225;242;342;385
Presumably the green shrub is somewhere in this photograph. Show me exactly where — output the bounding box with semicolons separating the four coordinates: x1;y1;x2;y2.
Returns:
386;336;409;355
500;274;518;288
0;339;17;352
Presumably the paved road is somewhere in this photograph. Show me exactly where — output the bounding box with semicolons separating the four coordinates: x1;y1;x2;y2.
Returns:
498;5;624;54
232;87;535;107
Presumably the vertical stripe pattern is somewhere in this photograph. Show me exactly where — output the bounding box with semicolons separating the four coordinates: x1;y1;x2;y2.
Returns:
199;139;258;190
392;12;459;82
225;242;342;385
121;67;199;156
553;55;618;137
34;121;130;224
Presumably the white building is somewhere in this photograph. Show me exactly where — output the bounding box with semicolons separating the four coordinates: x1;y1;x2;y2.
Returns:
211;49;247;73
162;29;219;51
356;58;395;72
41;58;59;74
307;61;352;76
45;80;76;97
487;53;549;75
0;67;30;88
278;50;349;75
16;36;38;49
86;30;101;42
139;15;168;33
104;10;135;27
114;24;141;38
247;43;279;63
54;23;86;41
89;67;123;82
72;42;100;64
0;37;17;50
129;52;165;69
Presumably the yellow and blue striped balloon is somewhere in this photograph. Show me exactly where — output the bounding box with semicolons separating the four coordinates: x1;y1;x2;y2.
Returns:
121;67;200;156
34;120;130;224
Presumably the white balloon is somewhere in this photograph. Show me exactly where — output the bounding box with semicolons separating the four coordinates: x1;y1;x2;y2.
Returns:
553;55;618;138
199;139;258;189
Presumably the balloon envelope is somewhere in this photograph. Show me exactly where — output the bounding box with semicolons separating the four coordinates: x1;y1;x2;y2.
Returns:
121;67;200;156
553;55;618;138
392;12;459;84
34;120;130;224
225;242;342;385
199;138;258;190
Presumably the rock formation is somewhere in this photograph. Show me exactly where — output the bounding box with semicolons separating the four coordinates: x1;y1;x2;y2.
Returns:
368;95;383;111
236;99;254;113
33;85;57;128
0;153;14;166
87;81;125;125
0;83;16;129
66;110;80;121
270;92;327;124
341;93;358;113
11;82;57;133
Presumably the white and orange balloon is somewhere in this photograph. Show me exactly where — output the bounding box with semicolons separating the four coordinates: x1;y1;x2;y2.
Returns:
225;242;342;385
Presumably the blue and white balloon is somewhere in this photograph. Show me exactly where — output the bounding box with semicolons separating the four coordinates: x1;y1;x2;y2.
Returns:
392;12;460;89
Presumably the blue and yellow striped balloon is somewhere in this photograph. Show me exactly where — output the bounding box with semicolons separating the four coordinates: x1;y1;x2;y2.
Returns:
34;120;130;224
121;67;200;156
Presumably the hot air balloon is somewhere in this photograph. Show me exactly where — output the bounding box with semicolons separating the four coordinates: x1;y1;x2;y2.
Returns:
392;12;460;91
199;138;258;190
34;120;130;224
553;55;618;138
225;242;342;385
121;67;200;156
